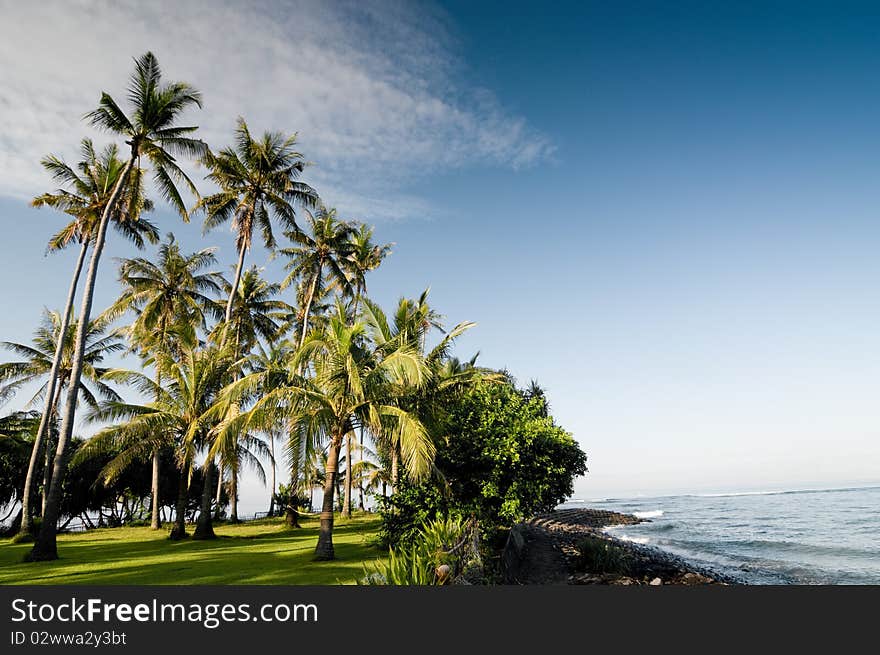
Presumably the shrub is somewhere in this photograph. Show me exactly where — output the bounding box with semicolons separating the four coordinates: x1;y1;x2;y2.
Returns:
379;379;587;547
361;516;482;585
576;536;632;575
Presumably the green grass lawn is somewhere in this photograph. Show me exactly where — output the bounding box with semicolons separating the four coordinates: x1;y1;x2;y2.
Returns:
0;513;386;585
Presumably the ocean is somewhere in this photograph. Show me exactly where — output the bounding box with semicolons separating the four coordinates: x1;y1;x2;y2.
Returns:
559;485;880;584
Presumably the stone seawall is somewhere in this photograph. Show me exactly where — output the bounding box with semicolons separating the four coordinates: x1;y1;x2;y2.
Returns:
502;508;734;585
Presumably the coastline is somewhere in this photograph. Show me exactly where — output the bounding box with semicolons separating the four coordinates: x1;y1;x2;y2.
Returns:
502;508;741;585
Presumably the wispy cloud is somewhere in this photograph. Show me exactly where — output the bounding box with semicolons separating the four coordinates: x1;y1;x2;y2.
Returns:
0;0;553;221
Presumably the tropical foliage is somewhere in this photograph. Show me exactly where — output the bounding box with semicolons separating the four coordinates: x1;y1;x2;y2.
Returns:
0;50;586;578
379;377;588;547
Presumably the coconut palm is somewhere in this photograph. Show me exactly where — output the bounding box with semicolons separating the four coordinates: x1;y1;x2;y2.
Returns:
82;344;230;540
231;342;305;525
280;205;356;349
362;291;481;486
211;266;289;355
223;301;435;559
339;225;391;515
347;439;381;510
112;234;225;346
197;117;317;324
0;412;40;527
0;310;124;520
31;52;206;561
110;234;224;528
279;207;360;523
0;311;124;419
344;223;392;311
17;138;157;539
363;461;393;503
208;268;289;521
285;280;334;350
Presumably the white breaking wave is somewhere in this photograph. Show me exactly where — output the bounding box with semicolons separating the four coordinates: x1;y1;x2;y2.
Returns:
615;534;650;545
634;510;664;519
697;491;779;498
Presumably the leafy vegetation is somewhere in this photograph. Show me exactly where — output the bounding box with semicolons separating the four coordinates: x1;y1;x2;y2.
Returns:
575;536;633;576
0;51;587;581
361;516;482;585
379;378;587;548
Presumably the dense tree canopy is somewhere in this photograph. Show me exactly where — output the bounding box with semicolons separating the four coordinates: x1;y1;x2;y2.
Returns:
380;377;587;546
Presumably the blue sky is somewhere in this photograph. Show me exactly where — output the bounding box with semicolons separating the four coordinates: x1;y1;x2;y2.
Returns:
2;1;879;510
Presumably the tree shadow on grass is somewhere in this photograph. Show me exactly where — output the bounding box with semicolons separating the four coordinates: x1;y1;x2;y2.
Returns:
0;516;385;586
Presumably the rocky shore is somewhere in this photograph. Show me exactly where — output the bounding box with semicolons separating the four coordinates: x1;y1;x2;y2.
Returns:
502;508;739;585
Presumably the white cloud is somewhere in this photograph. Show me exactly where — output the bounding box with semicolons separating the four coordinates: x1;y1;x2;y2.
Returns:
0;0;553;221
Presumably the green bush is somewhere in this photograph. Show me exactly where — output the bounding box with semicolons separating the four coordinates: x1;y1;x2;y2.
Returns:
379;378;587;547
575;536;632;575
361;517;480;585
377;482;451;547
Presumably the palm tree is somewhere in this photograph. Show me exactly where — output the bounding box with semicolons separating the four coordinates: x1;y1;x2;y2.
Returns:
362;290;479;487
225;302;435;559
230;342;305;525
347;440;381;511
82;344;230;540
197;117;317;324
340;224;391;515
110;234;224;528
113;234;224;345
0;310;124;519
0;412;40;529
286;280;333;349
209;267;289;521
280;205;356;349
344;223;392;311
363;461;392;504
281;206;360;523
30;52;206;561
16;138;157;539
212;266;289;355
0;311;124;419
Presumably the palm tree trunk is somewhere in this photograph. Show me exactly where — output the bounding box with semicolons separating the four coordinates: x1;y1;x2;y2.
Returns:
150;451;161;529
225;243;248;323
285;469;301;527
40;382;65;515
391;446;399;488
358;426;366;510
169;457;190;540
230;465;238;522
343;433;352;517
298;271;321;349
17;239;89;539
150;370;163;530
286;425;302;527
28;157;133;561
314;435;341;560
268;433;276;516
214;465;223;511
40;431;53;515
194;460;216;540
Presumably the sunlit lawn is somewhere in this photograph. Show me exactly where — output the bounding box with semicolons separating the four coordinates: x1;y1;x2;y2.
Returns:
0;513;385;585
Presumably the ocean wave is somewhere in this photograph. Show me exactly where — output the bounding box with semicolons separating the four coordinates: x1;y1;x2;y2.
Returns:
696;490;780;498
694;485;880;499
633;510;664;519
614;534;650;545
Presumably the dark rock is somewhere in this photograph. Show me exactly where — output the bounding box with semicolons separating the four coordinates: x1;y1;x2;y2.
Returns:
501;508;736;586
